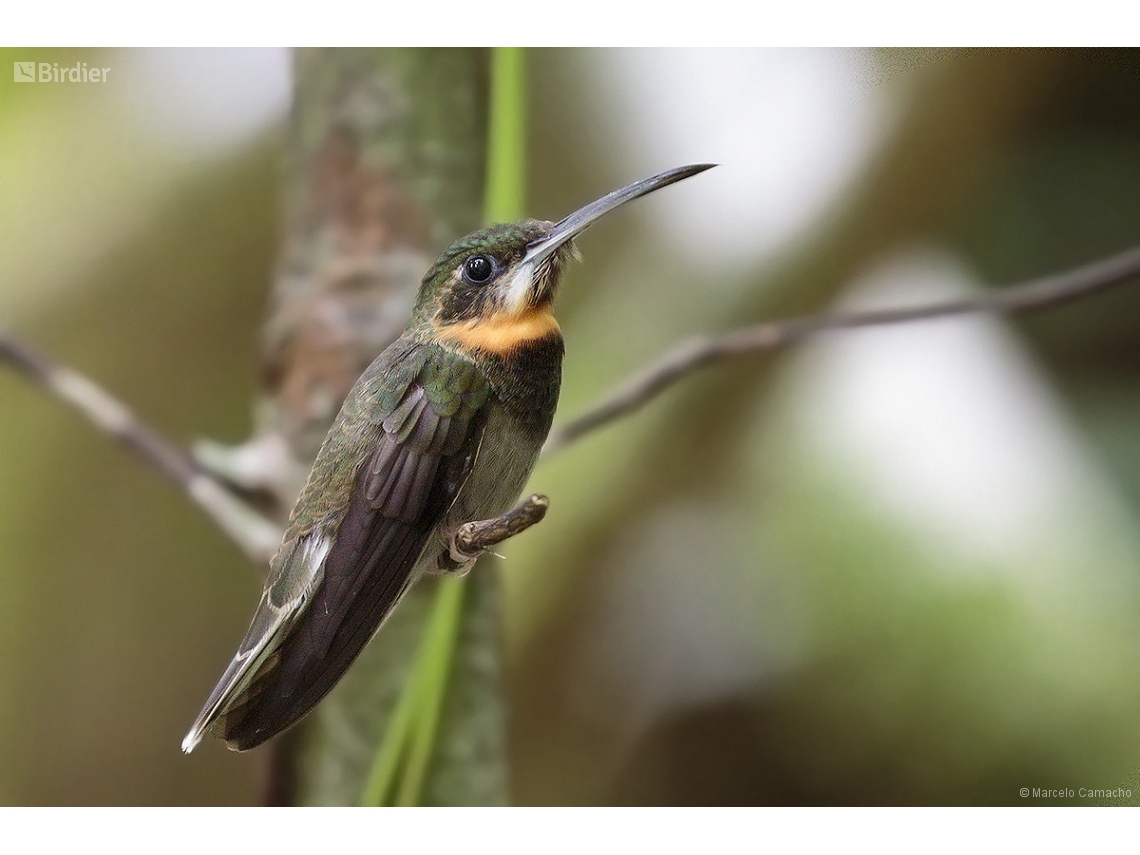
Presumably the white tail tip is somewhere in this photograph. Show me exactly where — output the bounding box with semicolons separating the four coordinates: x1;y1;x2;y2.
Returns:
181;728;204;754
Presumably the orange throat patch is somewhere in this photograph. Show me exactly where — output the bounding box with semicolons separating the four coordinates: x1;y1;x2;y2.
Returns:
438;309;561;355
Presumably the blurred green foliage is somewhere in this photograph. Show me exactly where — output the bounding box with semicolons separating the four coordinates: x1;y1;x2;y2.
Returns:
3;48;1140;805
0;138;278;801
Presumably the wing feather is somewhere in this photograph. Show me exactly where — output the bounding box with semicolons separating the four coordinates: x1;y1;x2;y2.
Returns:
186;348;489;752
180;533;329;753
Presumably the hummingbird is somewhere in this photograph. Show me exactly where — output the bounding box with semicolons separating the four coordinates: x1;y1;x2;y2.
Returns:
182;163;715;753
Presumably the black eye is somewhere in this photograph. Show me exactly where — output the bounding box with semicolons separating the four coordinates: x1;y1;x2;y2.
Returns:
463;254;495;284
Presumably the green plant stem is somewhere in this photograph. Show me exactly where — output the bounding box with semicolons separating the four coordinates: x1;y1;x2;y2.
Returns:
484;46;527;224
358;635;424;805
358;45;527;807
358;577;468;806
393;577;468;805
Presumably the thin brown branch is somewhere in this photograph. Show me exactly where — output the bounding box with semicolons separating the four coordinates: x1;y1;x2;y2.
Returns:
543;245;1140;455
446;494;550;568
0;332;282;563
6;245;1140;563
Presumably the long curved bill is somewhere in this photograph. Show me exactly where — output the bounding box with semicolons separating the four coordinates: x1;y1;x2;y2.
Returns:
523;163;717;265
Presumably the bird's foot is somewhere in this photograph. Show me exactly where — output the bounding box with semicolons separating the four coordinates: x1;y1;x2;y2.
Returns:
434;494;551;575
437;542;479;575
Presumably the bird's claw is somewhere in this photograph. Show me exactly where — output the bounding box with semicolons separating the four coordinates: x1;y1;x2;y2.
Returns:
438;537;480;575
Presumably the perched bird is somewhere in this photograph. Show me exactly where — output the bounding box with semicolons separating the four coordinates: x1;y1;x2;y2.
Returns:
182;163;715;752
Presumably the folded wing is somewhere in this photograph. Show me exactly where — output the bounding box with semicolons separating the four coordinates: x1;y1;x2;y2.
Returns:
184;349;489;752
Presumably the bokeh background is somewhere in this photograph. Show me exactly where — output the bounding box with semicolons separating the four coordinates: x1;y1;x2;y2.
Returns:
3;48;1140;805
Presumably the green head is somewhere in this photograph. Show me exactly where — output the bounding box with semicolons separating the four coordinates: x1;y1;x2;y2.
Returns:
411;164;716;352
412;219;570;328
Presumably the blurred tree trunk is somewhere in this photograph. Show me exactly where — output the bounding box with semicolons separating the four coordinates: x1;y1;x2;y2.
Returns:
238;47;505;806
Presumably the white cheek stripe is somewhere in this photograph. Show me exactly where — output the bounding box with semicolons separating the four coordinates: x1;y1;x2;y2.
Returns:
503;260;536;314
